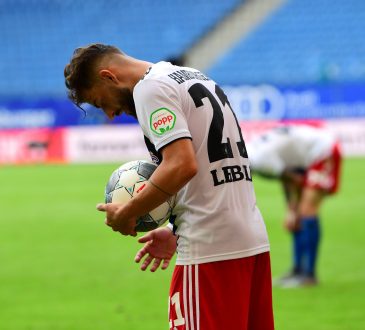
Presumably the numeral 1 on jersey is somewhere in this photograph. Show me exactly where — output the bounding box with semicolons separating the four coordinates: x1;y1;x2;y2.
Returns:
169;292;185;329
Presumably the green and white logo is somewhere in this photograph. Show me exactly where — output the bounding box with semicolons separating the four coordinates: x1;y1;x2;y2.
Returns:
150;108;176;135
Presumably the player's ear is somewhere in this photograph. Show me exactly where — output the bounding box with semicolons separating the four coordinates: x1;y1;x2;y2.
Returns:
99;69;118;84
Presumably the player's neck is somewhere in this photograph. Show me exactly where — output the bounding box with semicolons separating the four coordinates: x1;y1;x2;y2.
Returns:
122;57;153;90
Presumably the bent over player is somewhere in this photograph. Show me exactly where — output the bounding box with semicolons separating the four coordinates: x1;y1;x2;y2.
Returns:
64;43;274;329
249;125;342;287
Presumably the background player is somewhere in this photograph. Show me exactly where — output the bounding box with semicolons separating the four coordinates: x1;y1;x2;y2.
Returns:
248;125;342;287
64;43;274;329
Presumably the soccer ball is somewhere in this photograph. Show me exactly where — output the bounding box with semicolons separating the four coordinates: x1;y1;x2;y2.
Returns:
105;160;174;232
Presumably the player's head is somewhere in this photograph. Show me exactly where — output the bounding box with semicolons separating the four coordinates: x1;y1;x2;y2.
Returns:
64;43;137;118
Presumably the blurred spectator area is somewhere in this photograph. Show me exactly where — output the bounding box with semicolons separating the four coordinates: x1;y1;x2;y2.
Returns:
0;0;241;97
208;0;365;85
1;0;365;97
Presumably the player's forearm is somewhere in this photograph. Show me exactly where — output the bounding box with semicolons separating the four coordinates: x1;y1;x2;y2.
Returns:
281;179;299;210
116;158;196;220
152;155;197;195
117;139;198;221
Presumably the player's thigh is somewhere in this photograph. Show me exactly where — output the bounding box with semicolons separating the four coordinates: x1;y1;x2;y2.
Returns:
299;187;326;216
248;252;274;330
169;258;257;330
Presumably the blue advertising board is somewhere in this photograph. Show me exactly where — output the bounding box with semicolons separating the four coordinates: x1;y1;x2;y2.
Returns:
0;83;364;129
224;82;365;121
0;98;137;129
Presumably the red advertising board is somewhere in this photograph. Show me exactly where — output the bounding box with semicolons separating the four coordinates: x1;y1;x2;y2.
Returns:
0;128;66;164
0;119;364;165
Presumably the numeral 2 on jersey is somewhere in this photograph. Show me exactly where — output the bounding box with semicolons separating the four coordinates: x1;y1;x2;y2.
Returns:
188;83;248;163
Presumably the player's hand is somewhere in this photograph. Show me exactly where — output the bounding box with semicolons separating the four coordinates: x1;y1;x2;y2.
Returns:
283;209;300;232
96;203;137;237
135;227;177;272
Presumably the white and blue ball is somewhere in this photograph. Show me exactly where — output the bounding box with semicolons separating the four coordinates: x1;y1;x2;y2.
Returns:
105;160;174;232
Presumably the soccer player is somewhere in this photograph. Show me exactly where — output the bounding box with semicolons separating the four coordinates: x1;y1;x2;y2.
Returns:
64;43;274;329
248;125;342;287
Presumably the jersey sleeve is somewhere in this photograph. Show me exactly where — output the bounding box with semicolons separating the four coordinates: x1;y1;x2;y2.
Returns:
133;79;192;151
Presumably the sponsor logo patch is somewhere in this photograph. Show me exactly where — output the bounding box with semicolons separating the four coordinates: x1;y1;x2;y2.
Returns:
150;108;176;135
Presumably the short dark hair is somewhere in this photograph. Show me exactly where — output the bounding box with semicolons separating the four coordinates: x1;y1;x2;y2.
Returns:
64;43;122;106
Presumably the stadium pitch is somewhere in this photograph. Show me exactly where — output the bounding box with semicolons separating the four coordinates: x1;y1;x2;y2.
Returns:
0;159;364;329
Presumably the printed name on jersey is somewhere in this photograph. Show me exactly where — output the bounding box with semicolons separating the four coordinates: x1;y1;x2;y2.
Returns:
210;164;252;187
150;107;176;135
168;69;210;84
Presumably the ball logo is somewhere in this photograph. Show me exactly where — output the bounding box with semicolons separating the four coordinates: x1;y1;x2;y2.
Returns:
150;108;176;135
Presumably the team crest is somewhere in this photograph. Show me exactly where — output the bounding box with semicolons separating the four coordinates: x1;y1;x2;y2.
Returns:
150;108;176;136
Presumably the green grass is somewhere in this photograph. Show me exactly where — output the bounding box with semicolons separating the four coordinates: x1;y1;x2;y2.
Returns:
0;158;364;329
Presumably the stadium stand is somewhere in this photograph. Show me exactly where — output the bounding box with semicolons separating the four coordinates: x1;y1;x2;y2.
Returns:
2;0;365;94
0;0;241;96
208;0;365;85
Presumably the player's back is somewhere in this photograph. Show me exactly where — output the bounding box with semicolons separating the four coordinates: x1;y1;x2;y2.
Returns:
249;125;337;176
133;62;270;265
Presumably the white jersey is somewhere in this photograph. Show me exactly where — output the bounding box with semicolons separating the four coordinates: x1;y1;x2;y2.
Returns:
133;62;269;265
248;126;337;177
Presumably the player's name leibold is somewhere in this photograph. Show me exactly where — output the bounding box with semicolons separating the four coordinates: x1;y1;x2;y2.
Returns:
210;164;252;187
168;69;210;84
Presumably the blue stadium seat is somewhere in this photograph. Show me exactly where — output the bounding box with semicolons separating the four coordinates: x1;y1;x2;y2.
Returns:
208;0;365;85
0;0;241;96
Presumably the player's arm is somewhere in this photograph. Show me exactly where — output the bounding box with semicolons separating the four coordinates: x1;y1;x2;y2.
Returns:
281;170;304;231
97;138;197;235
121;137;197;216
